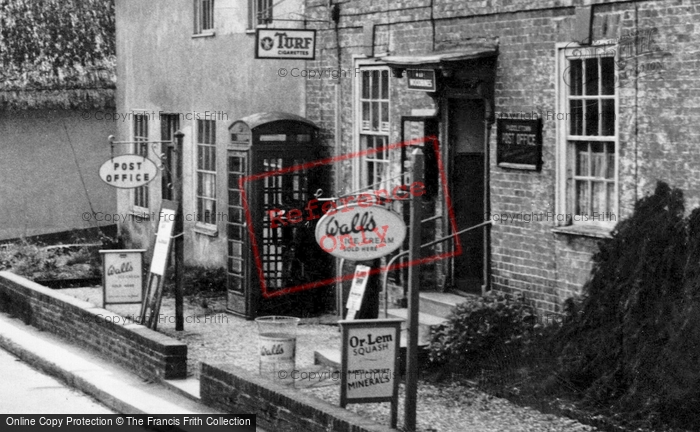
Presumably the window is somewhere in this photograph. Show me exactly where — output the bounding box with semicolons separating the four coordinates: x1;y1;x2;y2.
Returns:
249;0;273;28
133;114;149;209
160;115;180;201
558;45;618;227
194;0;215;34
196;119;217;225
358;67;391;190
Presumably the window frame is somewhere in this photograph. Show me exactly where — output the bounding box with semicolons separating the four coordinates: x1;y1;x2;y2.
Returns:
248;0;273;30
193;0;215;36
195;119;218;228
132;113;150;212
354;63;392;192
556;42;620;230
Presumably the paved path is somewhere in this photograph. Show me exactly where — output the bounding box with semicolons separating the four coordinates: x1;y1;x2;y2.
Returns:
0;348;115;414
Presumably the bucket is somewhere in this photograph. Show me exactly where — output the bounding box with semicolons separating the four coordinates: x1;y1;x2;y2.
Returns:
255;316;300;386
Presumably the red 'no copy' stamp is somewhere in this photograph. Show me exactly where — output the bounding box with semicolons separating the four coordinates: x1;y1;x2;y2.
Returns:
239;136;459;298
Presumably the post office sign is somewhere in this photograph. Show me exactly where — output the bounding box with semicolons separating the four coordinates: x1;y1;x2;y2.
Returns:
314;204;407;260
99;155;158;189
256;28;316;60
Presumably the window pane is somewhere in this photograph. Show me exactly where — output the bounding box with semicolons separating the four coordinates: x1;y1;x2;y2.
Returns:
585;100;599;136
381;69;388;99
576;142;589;176
601;57;615;95
591;142;605;177
371;70;379;99
362;71;370;99
601;99;615;136
592;181;606;213
371;101;379;131
229;190;240;206
585;58;599;95
576;181;589;215
606;145;615;179
570;100;583;135
570;59;582;96
362;102;370;130
607;183;615;211
229;156;242;173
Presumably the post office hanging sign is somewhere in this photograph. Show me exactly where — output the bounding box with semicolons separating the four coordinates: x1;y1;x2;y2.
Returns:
315;205;407;260
256;28;316;60
99;155;158;189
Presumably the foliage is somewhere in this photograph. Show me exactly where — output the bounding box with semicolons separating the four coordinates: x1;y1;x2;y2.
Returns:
0;0;115;91
0;240;103;280
163;265;228;297
428;291;539;377
555;181;700;430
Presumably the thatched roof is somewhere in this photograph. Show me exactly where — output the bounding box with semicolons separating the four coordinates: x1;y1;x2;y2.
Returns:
0;0;116;110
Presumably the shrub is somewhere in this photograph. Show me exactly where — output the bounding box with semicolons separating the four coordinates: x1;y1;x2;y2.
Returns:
428;291;538;377
555;181;700;430
163;265;227;297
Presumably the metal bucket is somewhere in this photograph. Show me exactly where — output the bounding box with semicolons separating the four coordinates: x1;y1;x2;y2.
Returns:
255;316;300;386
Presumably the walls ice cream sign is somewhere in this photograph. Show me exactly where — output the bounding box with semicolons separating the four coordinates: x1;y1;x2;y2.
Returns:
256;29;316;60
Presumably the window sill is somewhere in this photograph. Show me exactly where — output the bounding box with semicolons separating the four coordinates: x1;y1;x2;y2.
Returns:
551;224;613;239
192;31;215;39
194;223;218;237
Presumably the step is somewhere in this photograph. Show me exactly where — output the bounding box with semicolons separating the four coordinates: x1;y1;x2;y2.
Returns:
384;308;445;346
419;291;472;318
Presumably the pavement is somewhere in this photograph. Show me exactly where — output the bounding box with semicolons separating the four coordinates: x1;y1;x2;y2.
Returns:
0;312;266;432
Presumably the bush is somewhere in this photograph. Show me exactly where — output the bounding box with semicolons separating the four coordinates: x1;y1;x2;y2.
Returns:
163;265;227;297
428;291;539;377
555;181;700;430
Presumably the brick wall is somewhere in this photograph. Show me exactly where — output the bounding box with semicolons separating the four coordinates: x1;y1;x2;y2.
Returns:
200;363;396;432
302;0;700;313
0;271;186;380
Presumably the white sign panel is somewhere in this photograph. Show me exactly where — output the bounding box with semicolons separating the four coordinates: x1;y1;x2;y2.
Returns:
315;205;407;260
99;155;158;189
101;250;144;305
256;28;316;60
342;322;400;401
150;208;176;276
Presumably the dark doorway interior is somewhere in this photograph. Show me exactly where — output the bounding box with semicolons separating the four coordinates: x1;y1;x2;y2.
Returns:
448;98;485;295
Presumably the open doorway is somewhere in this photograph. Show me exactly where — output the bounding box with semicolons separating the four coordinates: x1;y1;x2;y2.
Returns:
447;98;487;295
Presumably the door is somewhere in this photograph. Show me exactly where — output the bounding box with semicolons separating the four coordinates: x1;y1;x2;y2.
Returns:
448;98;486;294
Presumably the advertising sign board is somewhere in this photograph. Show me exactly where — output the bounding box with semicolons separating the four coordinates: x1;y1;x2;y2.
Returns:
314;205;407;260
100;249;145;307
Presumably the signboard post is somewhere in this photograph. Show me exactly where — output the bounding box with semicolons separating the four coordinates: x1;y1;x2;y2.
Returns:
100;249;145;308
496;118;543;170
339;318;403;429
140;200;177;330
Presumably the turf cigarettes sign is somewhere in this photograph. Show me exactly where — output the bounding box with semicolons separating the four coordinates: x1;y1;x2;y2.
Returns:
255;28;316;60
99;155;158;188
314;205;407;260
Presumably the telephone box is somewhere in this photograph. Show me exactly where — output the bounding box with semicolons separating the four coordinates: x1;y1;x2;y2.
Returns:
226;112;332;319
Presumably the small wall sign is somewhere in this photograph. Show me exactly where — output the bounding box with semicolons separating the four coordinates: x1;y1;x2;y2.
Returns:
256;28;316;60
339;318;402;428
406;69;436;91
496;118;543;170
100;249;145;307
99;155;158;189
346;265;370;320
314;204;407;260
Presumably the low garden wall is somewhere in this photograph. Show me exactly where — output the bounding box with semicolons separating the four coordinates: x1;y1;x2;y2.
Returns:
200;363;396;432
0;271;186;380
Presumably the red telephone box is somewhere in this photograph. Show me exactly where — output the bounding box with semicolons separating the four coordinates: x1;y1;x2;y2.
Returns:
226;112;332;319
